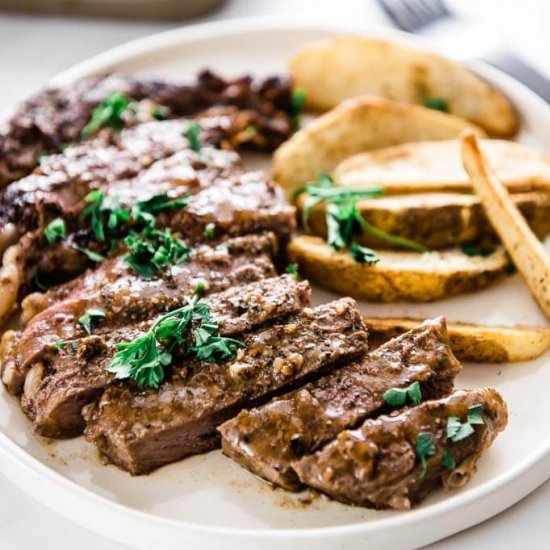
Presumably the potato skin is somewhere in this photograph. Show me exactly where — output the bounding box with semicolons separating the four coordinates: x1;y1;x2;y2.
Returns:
290;36;518;137
288;236;509;303
334;140;550;194
273;96;484;197
365;317;550;363
297;191;550;250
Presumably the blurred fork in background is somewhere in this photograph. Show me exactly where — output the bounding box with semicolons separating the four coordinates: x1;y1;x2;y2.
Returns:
377;0;550;103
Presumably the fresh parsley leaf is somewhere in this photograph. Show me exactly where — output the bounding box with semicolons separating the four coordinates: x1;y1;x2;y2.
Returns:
291;88;307;116
447;415;475;442
423;97;449;112
295;172;428;262
107;332;170;389
285;263;300;279
82;92;134;138
204;223;216;240
53;341;65;350
82;191;106;241
461;246;495;257
43;217;67;244
76;246;106;263
383;381;422;407
350;243;380;265
152;106;169;120
290;88;307;130
467;404;485;425
441;449;456;470
416;432;436;479
33;273;52;291
193;279;208;296
447;404;485;442
78;309;106;335
184;121;202;153
124;228;190;278
37;151;49;164
191;335;244;363
133;192;190;218
106;294;243;389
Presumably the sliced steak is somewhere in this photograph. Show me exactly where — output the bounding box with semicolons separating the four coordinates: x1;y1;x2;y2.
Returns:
0;70;293;186
0;115;242;238
294;389;508;510
219;317;462;490
21;274;310;439
83;298;368;475
1;234;277;396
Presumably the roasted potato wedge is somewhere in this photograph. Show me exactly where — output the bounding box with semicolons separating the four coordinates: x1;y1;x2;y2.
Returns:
297;191;550;250
335;140;550;194
288;236;509;302
273;96;484;197
365;317;550;363
290;36;518;136
462;132;550;319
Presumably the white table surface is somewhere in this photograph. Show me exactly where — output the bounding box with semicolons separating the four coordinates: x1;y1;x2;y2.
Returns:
0;1;549;548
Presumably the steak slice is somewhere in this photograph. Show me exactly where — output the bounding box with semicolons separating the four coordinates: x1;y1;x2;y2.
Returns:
219;317;462;490
1;234;277;396
0;70;293;186
294;389;508;510
83;298;368;475
20;274;310;439
0;115;242;238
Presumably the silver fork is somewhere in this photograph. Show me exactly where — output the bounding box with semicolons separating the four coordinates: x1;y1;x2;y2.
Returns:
377;0;550;103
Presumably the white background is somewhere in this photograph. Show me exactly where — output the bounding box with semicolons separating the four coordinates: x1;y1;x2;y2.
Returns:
0;1;548;548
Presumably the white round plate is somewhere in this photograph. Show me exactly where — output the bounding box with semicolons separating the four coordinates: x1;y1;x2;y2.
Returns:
1;16;550;550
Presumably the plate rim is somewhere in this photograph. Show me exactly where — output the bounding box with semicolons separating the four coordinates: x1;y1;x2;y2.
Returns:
1;14;550;545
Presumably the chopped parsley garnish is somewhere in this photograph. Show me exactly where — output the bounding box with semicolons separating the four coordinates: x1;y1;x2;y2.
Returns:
43;218;67;244
33;273;52;291
382;381;422;407
106;294;244;389
124;227;190;279
184;121;202;153
461;245;495;257
290;88;307;130
53;341;66;350
76;247;106;263
37;151;49;164
350;243;379;265
296;172;428;263
78;309;106;334
81;92;134;139
447;404;485;442
152;106;169;120
193;279;208;296
78;189;190;273
204;223;216;240
416;432;436;479
467;404;485;425
423;97;449;112
441;449;456;470
285;262;300;279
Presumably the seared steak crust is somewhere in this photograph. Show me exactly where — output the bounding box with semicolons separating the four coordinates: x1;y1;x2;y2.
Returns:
219;318;462;490
0;116;294;295
83;298;368;475
20;274;310;438
1;234;277;396
294;389;508;509
0;70;293;186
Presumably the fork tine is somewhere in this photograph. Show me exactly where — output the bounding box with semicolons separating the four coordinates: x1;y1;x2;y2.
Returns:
377;0;449;32
414;0;450;19
378;0;423;32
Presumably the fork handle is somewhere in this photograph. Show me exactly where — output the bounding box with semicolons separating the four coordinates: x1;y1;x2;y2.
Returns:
480;50;550;103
